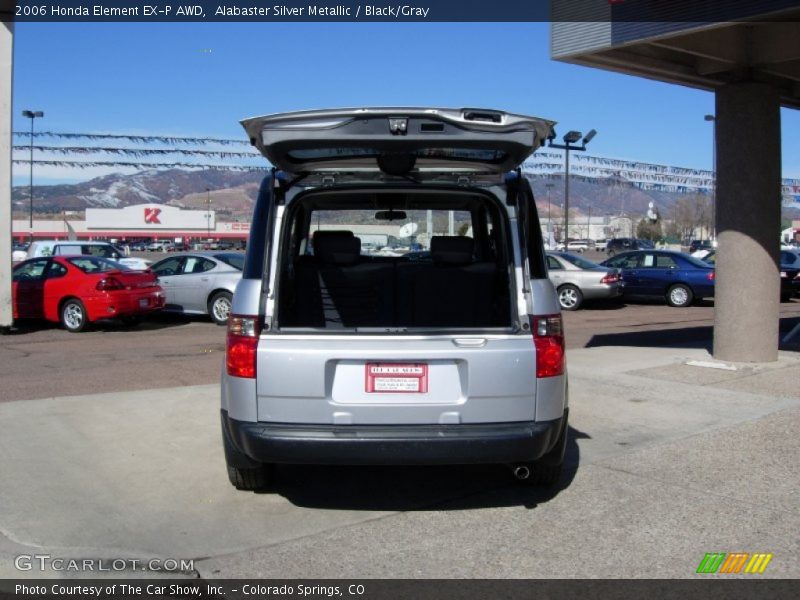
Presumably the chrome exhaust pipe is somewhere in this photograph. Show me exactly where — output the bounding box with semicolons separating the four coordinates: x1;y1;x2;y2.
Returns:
512;465;530;480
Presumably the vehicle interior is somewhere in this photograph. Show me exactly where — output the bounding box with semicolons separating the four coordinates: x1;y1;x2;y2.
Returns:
275;190;517;330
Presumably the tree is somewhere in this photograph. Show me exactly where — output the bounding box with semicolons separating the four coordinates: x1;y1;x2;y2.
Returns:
671;197;697;242
636;218;662;241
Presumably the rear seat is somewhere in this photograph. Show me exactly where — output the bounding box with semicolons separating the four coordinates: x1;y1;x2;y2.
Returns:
396;236;495;327
294;231;394;327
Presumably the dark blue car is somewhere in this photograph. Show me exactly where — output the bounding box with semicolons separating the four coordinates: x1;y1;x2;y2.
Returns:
600;250;715;307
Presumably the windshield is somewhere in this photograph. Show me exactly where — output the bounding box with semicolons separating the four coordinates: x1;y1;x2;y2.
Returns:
557;253;601;270
215;253;245;270
68;257;130;273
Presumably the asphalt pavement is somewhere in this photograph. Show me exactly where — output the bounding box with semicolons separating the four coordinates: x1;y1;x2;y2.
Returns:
0;344;798;580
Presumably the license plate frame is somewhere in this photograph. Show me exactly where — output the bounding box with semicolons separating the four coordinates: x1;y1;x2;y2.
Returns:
365;363;428;394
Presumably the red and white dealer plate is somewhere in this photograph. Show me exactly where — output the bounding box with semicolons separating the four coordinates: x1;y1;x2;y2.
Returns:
365;363;429;393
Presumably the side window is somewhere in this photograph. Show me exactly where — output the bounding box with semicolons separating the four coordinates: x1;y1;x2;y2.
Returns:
182;257;215;274
13;259;49;281
152;257;183;276
655;255;678;269
46;262;69;279
83;245;116;259
606;254;640;269
56;245;82;256
641;253;656;268
547;256;563;270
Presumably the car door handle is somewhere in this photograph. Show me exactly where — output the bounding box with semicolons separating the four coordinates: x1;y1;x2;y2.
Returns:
201;277;209;281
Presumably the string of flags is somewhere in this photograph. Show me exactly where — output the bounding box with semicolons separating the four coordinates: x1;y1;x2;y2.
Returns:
10;130;800;198
12;160;268;171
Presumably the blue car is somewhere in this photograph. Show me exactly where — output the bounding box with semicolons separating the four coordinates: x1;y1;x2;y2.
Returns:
600;250;715;307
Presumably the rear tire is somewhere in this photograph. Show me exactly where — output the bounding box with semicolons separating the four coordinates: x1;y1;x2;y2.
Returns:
666;283;693;308
208;291;233;326
61;299;88;333
226;465;274;491
222;415;273;491
557;285;583;311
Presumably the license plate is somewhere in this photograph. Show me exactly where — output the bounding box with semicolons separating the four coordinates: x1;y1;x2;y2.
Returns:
139;298;149;308
365;363;428;393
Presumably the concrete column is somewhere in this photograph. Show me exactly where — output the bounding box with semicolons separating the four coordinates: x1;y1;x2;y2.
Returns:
0;21;13;329
713;82;781;362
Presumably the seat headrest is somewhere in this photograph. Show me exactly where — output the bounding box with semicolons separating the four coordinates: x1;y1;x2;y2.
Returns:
314;231;361;265
430;236;474;265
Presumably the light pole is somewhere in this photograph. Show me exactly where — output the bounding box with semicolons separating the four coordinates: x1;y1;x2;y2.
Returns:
704;114;716;240
206;187;211;238
22;110;44;233
545;182;554;232
549;129;596;245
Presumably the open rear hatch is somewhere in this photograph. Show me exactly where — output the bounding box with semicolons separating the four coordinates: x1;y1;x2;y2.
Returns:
241;107;555;174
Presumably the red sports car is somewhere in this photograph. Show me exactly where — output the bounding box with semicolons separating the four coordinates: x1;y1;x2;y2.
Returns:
12;256;165;332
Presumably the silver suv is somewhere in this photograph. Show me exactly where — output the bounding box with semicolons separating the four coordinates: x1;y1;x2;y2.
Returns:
221;108;568;490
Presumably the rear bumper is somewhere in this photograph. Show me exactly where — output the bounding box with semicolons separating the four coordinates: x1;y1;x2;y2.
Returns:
85;290;165;320
222;409;566;466
582;284;622;300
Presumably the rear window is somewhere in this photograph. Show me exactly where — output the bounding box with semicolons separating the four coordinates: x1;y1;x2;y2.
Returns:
215;253;245;270
68;257;128;273
558;253;600;270
681;254;714;268
307;209;472;258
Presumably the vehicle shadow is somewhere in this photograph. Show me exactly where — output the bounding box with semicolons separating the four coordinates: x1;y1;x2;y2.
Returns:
585;314;800;352
3;313;202;335
580;299;626;311
267;426;589;512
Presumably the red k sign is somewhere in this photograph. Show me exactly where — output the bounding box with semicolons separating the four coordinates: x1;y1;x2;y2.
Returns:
144;207;162;224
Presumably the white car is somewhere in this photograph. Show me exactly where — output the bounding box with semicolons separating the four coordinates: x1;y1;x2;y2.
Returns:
25;240;151;270
565;240;590;253
147;241;174;252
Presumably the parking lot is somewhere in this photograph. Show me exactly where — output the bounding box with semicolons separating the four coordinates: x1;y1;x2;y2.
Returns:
1;254;799;580
2;294;799;403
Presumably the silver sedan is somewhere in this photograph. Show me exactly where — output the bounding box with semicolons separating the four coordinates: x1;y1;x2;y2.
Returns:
150;252;244;325
546;252;622;310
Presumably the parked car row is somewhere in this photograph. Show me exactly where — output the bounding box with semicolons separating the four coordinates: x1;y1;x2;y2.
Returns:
547;247;800;311
127;240;245;252
18;240;152;270
11;250;246;332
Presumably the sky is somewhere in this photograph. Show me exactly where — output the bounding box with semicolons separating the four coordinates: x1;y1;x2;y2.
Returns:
10;21;800;185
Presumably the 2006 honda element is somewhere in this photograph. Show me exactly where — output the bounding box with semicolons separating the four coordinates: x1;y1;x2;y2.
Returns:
221;108;568;490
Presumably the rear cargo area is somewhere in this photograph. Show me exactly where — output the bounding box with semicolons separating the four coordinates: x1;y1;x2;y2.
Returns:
275;190;516;330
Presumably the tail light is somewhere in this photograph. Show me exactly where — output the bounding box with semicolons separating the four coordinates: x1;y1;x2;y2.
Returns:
532;314;565;378
600;273;620;284
226;315;260;378
96;277;124;291
707;271;715;281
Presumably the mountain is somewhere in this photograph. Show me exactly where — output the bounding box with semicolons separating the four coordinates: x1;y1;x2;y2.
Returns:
11;169;265;219
12;168;798;223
